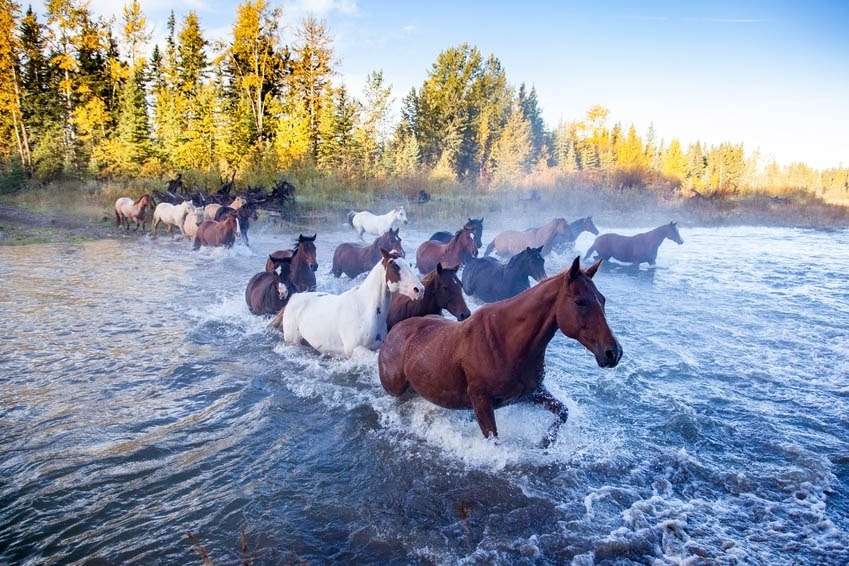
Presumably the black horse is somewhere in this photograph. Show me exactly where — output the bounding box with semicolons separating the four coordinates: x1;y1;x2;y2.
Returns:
429;217;484;250
461;246;547;303
214;203;257;247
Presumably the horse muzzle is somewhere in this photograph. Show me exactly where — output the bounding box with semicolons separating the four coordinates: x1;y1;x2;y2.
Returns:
456;310;471;321
595;341;622;368
310;263;318;272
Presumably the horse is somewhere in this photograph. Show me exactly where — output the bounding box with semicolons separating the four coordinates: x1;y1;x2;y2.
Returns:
378;257;621;445
415;225;478;275
279;249;423;358
429;217;485;250
182;204;204;242
332;228;405;279
192;211;241;249
114;194;154;233
204;195;246;221
151;201;192;239
266;234;318;292
584;222;683;266
484;217;570;259
347;206;408;240
245;255;296;315
462;246;547;303
551;216;600;253
214;203;257;247
387;263;471;331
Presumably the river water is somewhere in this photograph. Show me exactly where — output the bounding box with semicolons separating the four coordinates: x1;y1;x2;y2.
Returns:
1;222;847;565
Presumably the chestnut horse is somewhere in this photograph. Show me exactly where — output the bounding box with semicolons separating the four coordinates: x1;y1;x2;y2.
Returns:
114;194;154;233
585;222;683;266
215;203;257;247
415;225;478;275
484;217;569;259
429;218;484;250
245;255;296;315
378;257;622;445
551;216;599;253
192;212;241;249
387;263;471;331
266;234;319;292
462;246;547;303
332;228;405;279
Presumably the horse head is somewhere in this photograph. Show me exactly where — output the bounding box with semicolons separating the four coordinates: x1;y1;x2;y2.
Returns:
381;248;422;301
554;217;569;236
231;196;246;209
273;256;295;300
513;246;547;281
297;234;319;271
456;225;478;258
584;216;599;235
395;206;409;225
378;228;405;258
225;211;241;236
433;262;470;321
666;221;684;245
555;257;621;368
466;217;484;248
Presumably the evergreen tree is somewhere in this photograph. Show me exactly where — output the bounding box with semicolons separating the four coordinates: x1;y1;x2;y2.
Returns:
662;138;687;180
490;99;531;186
292;15;333;158
517;83;545;167
177;12;207;95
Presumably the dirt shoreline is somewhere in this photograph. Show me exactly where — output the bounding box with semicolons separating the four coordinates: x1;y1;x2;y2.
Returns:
0;204;119;245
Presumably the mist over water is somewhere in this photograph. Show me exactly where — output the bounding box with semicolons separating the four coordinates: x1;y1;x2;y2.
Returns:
1;221;848;565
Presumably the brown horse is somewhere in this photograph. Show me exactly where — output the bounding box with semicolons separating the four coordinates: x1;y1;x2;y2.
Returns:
266;234;319;292
415;225;478;275
192;211;241;249
462;246;547;303
585;222;683;266
114;194;154;233
378;257;621;445
245;255;296;315
332;228;405;279
429;218;485;250
484;217;570;259
386;263;471;331
551;216;599;253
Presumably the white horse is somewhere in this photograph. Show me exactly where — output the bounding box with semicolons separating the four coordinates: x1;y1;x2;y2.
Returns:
280;249;423;358
151;201;191;239
182;204;204;242
347;206;408;240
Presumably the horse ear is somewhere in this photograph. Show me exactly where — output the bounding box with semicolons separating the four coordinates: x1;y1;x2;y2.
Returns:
436;262;443;274
536;246;543;253
526;246;532;252
310;233;316;240
585;259;602;278
567;256;581;281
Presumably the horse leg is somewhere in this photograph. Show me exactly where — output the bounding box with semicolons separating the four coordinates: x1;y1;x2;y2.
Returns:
530;385;568;447
469;391;498;439
168;224;173;239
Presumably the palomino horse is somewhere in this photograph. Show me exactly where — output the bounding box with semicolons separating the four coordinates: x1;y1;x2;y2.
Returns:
585;222;683;266
204;196;246;221
484;217;570;259
551;216;600;253
462;246;547;303
387;263;471;331
114;194;154;233
281;249;423;358
192;212;241;249
151;201;191;239
415;225;478;275
429;218;485;250
379;257;622;445
347;206;408;240
266;234;319;292
332;228;405;279
245;254;296;315
214;203;257;247
182;204;204;242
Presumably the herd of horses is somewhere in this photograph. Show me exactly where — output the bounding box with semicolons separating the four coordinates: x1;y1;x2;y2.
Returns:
114;195;684;444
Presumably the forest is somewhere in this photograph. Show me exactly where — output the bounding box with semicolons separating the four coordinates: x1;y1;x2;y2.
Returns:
0;0;847;208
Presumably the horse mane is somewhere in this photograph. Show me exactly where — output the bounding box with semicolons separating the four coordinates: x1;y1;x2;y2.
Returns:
133;194;149;205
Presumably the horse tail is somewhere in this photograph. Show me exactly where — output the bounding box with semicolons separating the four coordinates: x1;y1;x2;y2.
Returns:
484;240;495;257
114;209;121;227
346;210;356;228
584;245;596;260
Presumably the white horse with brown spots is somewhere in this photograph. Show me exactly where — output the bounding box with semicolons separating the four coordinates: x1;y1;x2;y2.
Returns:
279;249;423;358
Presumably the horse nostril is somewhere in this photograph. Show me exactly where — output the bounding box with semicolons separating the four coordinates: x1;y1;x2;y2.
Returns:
413;287;420;294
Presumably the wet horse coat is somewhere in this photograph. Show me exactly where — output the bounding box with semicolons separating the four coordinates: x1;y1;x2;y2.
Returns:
332;228;405;279
347;207;408;240
379;257;621;444
462;246;547;303
245;255;296;315
415;225;478;275
192;212;241;249
266;234;319;292
386;263;470;331
429;218;484;250
484;217;570;259
585;222;683;266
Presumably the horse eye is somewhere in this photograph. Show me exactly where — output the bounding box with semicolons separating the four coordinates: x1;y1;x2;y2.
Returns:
575;299;587;307
393;263;401;272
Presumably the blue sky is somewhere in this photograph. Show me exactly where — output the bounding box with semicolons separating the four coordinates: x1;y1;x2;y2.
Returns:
31;0;849;168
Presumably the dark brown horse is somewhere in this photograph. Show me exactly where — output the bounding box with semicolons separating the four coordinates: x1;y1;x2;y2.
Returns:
245;255;296;315
429;218;484;250
551;216;600;253
266;234;318;292
415;225;478;275
484;217;570;259
192;211;241;249
585;222;683;266
386;263;471;331
215;203;257;247
462;246;547;303
378;257;621;445
332;228;405;279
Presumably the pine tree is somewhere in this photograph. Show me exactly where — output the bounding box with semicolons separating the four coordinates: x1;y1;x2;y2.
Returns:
291;15;333;158
662;138;687;180
490;99;531;186
356;70;392;177
0;0;32;172
178;12;207;95
518;83;545;167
